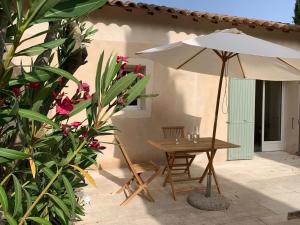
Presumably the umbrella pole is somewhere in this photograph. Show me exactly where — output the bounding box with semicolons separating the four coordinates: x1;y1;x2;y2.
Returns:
206;54;228;197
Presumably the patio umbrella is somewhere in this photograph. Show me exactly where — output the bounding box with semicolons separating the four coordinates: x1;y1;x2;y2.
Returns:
136;28;300;207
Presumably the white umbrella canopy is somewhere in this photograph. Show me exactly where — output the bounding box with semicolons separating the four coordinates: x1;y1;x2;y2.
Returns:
137;28;300;81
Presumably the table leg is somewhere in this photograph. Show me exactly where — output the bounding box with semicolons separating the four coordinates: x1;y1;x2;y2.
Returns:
211;165;221;193
163;153;176;200
199;150;221;193
199;151;214;183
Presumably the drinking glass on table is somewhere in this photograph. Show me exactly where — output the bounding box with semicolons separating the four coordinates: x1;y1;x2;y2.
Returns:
175;138;180;145
187;133;193;142
193;134;200;143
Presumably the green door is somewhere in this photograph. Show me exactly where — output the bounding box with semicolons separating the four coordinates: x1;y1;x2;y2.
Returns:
228;78;255;160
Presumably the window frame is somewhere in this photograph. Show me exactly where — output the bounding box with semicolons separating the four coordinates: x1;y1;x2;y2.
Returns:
113;58;154;118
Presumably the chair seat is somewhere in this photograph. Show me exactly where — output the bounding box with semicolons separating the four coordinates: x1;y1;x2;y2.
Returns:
132;162;159;173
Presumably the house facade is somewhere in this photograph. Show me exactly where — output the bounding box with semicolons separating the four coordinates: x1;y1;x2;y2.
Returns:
26;1;300;168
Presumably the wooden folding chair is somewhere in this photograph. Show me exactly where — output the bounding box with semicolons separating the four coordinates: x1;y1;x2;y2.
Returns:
115;136;160;206
161;126;196;178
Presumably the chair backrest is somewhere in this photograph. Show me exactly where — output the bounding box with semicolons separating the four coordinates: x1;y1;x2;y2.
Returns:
161;126;185;139
115;136;135;172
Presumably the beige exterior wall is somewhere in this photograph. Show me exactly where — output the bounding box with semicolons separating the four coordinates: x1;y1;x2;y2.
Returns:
19;6;300;168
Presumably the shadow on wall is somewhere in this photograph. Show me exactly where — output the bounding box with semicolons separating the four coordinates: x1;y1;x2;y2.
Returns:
110;21;202;166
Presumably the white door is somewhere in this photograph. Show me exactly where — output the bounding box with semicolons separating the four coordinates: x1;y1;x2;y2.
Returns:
261;81;284;151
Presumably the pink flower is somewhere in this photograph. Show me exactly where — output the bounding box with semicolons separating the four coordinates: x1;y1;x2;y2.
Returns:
83;92;92;100
77;81;90;93
54;92;64;104
11;87;21;97
87;138;106;150
70;121;81;128
28;82;41;89
61;124;70;136
137;73;145;79
116;96;127;106
56;96;74;115
79;128;88;140
117;56;128;63
134;64;142;73
58;77;63;86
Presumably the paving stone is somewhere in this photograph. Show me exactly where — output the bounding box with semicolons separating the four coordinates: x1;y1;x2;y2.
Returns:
76;151;300;225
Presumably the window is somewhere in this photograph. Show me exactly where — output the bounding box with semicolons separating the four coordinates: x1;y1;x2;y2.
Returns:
114;58;154;118
121;64;146;109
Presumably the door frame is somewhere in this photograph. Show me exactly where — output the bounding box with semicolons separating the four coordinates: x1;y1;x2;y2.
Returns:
261;81;285;151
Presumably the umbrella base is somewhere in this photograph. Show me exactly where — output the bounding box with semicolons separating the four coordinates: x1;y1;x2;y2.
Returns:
187;192;230;211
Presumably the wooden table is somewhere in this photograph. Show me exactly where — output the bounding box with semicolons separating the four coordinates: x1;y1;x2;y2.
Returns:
148;137;239;200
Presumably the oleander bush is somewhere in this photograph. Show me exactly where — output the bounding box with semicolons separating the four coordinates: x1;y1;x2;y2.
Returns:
0;1;151;224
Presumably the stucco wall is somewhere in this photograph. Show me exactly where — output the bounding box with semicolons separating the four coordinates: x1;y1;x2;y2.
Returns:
20;6;300;168
79;6;300;168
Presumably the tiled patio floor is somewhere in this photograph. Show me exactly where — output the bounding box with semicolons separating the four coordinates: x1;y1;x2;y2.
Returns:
77;151;300;225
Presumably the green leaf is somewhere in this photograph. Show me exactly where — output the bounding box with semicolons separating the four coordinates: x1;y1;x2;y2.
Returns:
0;89;18;116
52;206;68;225
27;217;52;225
62;175;75;214
1;0;12;23
41;167;60;190
16;0;23;22
0;157;11;163
47;193;71;218
36;66;79;84
89;125;119;136
69;99;91;118
30;0;61;21
38;0;107;22
102;73;137;107
8;70;51;86
33;135;63;149
101;55;112;95
94;51;104;104
19;108;60;129
12;175;22;216
126;75;150;106
23;189;32;211
0;185;8;212
4;212;17;225
15;39;66;56
0;148;28;160
68;132;77;150
104;55;122;91
32;83;52;112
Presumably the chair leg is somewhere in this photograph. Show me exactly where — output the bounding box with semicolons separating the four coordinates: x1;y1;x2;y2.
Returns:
163;153;177;200
143;188;155;202
162;153;170;175
162;165;167;175
120;186;143;206
116;176;134;194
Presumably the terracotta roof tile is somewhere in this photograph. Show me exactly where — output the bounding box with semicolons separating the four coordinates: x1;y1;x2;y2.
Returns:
105;0;300;32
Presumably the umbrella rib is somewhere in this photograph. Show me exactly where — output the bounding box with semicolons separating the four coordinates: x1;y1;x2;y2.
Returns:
237;54;246;78
277;57;300;72
176;48;207;69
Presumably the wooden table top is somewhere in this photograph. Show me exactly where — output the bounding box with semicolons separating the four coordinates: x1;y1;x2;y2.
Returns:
148;137;239;153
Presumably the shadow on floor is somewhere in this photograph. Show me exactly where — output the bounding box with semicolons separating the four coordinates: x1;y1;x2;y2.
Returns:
255;151;300;169
79;151;300;225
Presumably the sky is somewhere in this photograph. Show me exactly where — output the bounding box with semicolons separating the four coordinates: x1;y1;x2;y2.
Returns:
133;0;297;23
